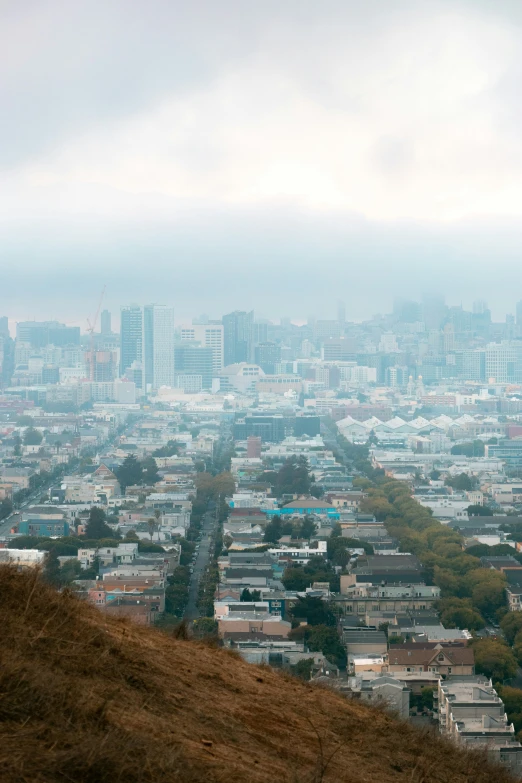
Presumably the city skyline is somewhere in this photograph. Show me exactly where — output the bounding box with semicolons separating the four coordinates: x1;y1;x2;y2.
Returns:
6;293;522;335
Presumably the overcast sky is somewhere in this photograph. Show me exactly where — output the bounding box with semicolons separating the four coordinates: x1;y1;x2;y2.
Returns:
2;0;522;327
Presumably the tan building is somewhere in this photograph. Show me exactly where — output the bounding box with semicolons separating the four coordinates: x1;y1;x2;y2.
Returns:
387;644;474;677
218;612;291;639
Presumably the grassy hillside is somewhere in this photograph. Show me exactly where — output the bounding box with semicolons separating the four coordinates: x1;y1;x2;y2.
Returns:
0;566;515;783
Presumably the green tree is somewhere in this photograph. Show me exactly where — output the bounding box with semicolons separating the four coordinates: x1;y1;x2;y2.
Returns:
147;517;158;541
43;548;62;587
0;498;13;520
289;596;335;627
451;441;485;457
307;625;347;668
467;505;495;517
179;538;196;565
420;686;436;711
445;473;474;491
291;658;314;680
116;454;143;491
282;565;313;591
141;457;160;485
263;518;283;544
498;686;522;736
23;427;43;446
473;639;517;682
301;516;317;540
438;597;485;631
152;440;180;458
333;548;350;568
275;456;311;497
193;617;218;638
85;507;114;540
13;434;22;456
501;613;522;646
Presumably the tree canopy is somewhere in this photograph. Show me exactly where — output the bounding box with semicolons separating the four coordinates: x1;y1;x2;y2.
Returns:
116;454;143;491
84;507;115;540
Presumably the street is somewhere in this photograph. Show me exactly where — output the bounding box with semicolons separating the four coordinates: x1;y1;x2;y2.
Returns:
184;507;219;621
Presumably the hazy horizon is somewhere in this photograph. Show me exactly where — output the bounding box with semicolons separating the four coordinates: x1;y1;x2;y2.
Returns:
2;0;522;324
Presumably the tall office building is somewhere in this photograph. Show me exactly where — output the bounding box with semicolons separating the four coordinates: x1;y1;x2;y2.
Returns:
422;293;446;330
0;317;9;338
174;344;213;389
222;310;254;366
473;300;488;314
179;323;224;374
485;342;522;383
16;321;80;348
143;305;175;389
254;342;281;374
120;305;143;378
100;310;111;335
337;300;346;326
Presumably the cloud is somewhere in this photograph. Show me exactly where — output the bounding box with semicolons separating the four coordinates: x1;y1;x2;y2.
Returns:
1;0;522;321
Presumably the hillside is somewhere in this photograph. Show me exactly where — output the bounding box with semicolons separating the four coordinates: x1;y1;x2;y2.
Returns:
0;567;514;783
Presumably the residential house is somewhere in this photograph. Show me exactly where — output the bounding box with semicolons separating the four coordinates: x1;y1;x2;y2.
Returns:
387;644;475;677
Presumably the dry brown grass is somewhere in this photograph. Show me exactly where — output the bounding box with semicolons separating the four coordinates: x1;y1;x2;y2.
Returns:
0;566;515;782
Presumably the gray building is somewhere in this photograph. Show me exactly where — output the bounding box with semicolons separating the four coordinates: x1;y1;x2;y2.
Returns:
223;310;254;365
120;305;143;379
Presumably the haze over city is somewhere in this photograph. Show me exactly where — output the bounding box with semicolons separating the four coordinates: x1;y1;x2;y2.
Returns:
3;0;522;322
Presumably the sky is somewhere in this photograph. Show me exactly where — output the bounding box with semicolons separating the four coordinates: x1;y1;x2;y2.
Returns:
2;0;522;327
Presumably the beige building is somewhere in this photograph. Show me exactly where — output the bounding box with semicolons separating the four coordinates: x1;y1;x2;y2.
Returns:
218;612;291;638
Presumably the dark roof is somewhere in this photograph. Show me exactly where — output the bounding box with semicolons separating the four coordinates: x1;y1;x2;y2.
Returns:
225;568;273;579
388;647;474;667
228;553;273;564
450;517;502;529
354;571;423;585
283;499;333;509
505;570;522;586
391;641;468;650
481;556;522;570
342;630;387;644
359;554;420;570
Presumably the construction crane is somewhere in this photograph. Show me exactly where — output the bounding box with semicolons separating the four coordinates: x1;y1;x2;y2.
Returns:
87;286;106;381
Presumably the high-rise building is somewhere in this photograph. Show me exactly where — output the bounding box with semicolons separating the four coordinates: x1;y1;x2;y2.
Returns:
485;342;522;383
86;350;117;382
473;300;488;314
222;310;254;366
337;300;346;326
0;317;9;338
174;344;213;389
251;321;269;350
454;350;485;381
254;342;281;374
143;305;175;389
16;321;80;348
179;324;224;374
422;293;446;330
314;320;342;343
100;310;111;335
120;305;143;378
322;338;357;362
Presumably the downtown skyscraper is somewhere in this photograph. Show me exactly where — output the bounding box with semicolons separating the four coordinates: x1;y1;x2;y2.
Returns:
143;305;175;390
